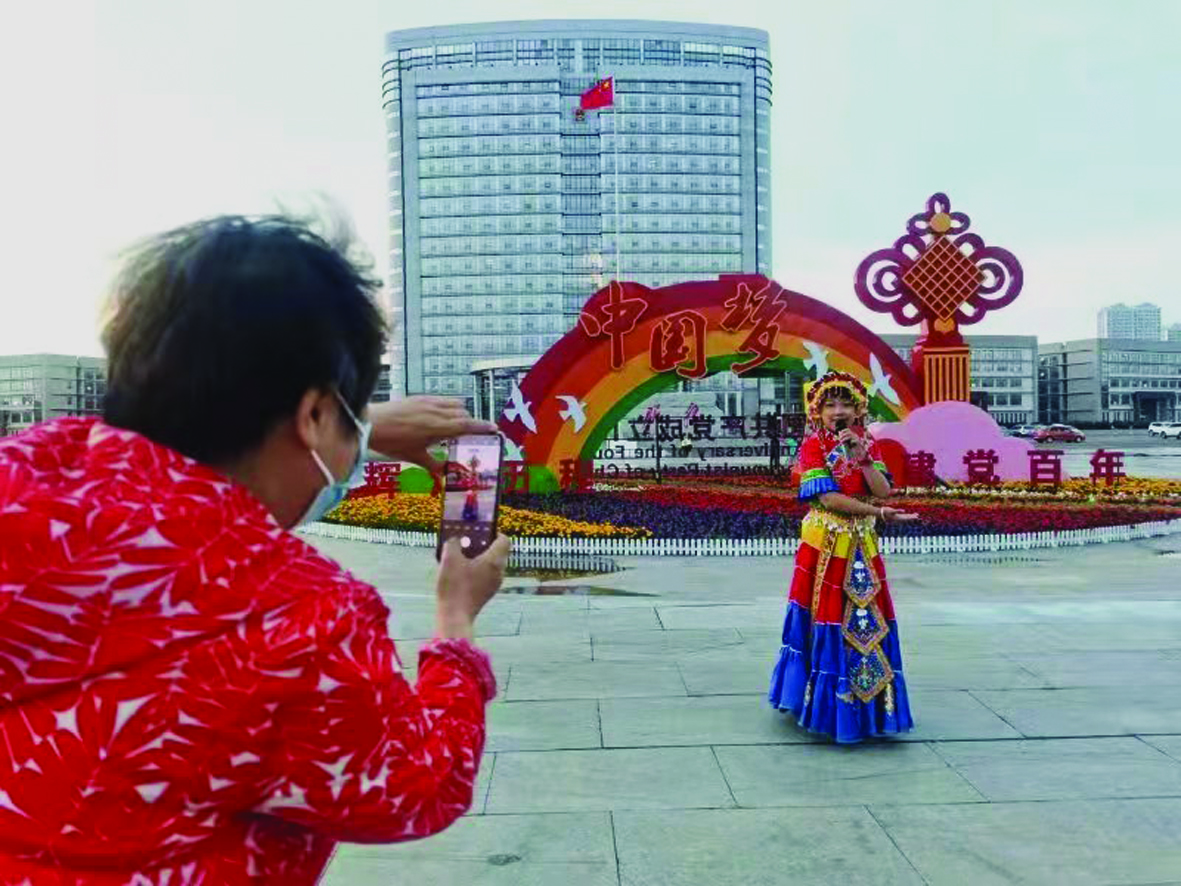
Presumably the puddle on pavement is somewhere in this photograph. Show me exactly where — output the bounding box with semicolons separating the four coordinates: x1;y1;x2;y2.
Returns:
498;584;656;597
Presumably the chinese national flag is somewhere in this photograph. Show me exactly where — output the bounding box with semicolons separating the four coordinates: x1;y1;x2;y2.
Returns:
580;77;614;111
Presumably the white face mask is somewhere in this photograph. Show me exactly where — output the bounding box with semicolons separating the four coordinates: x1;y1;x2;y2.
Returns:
296;392;371;526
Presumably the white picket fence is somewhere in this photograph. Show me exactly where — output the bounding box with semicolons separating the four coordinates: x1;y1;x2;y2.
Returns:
298;517;1181;557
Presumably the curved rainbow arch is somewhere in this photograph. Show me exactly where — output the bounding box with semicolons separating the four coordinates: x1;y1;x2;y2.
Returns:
497;275;923;475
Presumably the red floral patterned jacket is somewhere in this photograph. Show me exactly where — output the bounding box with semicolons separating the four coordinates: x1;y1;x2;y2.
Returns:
0;419;497;884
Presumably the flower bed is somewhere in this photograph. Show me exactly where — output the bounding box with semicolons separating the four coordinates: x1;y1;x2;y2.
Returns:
513;489;1181;539
327;478;1181;542
325;494;651;539
892;478;1181;506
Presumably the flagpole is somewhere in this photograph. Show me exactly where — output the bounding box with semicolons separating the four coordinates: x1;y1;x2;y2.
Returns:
613;78;622;285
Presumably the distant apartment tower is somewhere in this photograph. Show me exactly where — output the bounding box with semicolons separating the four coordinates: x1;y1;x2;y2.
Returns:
1097;303;1161;341
382;20;772;403
0;354;106;437
1167;322;1181;343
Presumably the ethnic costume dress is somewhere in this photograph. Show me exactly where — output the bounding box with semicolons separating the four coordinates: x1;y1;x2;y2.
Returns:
767;429;915;743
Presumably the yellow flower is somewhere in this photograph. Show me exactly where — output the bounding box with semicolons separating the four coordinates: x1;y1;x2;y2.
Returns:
326;493;652;539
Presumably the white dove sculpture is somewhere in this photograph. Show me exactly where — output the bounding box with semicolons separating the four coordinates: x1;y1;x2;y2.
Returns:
503;437;525;462
867;353;901;405
802;341;829;379
503;381;537;433
556;395;589;432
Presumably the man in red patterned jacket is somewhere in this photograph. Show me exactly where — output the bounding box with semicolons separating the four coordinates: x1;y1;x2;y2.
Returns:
0;215;509;884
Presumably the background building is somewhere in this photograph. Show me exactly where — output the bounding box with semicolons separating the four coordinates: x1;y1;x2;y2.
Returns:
383;20;772;408
1097;302;1161;341
1039;339;1181;426
1167;322;1181;343
0;354;106;437
881;334;1038;426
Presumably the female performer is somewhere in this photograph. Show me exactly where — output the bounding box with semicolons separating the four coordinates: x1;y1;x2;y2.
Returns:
768;371;917;743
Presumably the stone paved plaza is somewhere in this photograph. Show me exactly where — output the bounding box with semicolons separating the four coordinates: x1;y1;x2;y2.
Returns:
309;532;1181;886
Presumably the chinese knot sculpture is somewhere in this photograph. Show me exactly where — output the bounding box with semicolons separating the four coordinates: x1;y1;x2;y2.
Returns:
854;193;1023;405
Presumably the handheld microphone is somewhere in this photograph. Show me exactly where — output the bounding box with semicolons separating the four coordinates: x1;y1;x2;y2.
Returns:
833;418;855;462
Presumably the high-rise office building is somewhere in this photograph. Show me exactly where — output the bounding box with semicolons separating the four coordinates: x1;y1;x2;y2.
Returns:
383;21;772;403
0;354;106;437
1167;322;1181;343
1097;302;1161;341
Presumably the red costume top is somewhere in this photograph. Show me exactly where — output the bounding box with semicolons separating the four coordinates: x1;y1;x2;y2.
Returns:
795;427;889;501
0;419;496;884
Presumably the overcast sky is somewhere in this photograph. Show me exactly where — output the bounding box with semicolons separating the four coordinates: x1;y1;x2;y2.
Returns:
2;0;1179;358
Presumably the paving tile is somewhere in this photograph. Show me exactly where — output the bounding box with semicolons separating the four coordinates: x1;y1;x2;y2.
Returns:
600;696;820;748
517;606;661;636
506;661;686;701
1006;650;1176;688
308;521;1181;886
486;700;602;752
590;628;745;662
902;653;1047;690
655;603;784;631
486;747;734;813
589;607;663;633
872;798;1181;886
973;685;1181;737
997;621;1181;653
933;737;1181;801
713;742;984;807
475;633;593;667
322;812;617;886
907;599;1181;627
614;807;923;886
900;690;1023;741
677;651;772;696
734;627;784;647
902;624;1017;657
1142;734;1181;762
465;752;495;816
390;606;521;640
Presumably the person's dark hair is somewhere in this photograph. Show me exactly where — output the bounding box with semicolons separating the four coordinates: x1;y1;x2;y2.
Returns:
819;385;856;405
101;214;387;465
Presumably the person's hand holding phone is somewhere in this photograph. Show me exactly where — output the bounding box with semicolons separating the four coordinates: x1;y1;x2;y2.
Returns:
369;396;496;472
435;534;511;641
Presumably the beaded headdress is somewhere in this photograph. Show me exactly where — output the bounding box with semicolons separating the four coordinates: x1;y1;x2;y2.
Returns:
805;370;869;428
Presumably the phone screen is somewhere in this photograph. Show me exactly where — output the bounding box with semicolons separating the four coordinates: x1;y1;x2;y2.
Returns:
437;434;504;560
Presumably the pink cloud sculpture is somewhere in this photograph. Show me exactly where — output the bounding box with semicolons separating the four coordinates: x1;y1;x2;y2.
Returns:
869;401;1051;482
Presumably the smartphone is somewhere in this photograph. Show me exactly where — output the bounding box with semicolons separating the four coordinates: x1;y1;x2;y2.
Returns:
436;433;504;561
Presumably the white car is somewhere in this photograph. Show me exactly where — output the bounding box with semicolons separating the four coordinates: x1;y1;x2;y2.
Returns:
1161;422;1181;440
1149;421;1170;436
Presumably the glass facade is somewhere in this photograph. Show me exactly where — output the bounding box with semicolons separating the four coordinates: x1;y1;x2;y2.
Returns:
383;23;771;405
1097;302;1161;341
0;355;106;436
1039;340;1181;426
883;336;1038;426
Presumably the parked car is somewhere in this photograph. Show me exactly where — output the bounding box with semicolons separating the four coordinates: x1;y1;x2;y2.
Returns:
1034;424;1086;443
1149;421;1169;436
1009;424;1042;438
1161;423;1181;440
